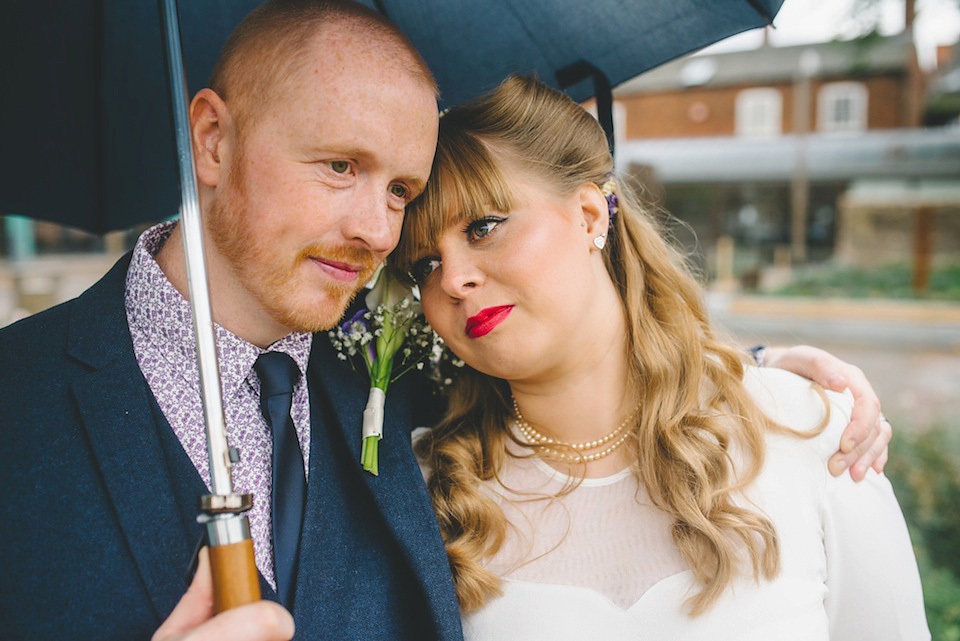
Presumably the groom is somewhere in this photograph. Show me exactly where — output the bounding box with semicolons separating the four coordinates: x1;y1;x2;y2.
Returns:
0;2;455;640
0;1;889;640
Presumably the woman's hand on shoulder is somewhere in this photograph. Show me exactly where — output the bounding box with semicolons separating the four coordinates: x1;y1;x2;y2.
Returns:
760;345;891;482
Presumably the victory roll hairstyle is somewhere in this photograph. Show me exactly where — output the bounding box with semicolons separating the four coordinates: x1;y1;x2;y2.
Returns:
393;75;826;615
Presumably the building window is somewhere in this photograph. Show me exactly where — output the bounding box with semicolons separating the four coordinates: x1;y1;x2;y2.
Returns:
735;88;782;137
817;82;867;133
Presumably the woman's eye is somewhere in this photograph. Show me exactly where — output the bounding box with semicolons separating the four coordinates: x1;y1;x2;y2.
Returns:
411;257;441;284
330;160;350;174
466;217;505;242
390;184;408;200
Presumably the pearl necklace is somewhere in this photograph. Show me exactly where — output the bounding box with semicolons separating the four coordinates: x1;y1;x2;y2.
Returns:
511;397;637;463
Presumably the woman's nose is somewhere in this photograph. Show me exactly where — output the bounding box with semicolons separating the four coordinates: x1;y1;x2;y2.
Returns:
438;250;484;299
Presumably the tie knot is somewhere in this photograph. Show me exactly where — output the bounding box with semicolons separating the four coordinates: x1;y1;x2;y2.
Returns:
254;351;301;398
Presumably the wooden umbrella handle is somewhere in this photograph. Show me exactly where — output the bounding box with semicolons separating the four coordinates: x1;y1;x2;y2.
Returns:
209;539;261;613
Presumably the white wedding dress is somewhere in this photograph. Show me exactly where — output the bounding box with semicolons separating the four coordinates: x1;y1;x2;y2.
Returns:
416;367;929;641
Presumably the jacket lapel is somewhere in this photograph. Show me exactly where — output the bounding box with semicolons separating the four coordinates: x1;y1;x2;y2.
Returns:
68;255;196;619
66;260;460;633
306;339;462;638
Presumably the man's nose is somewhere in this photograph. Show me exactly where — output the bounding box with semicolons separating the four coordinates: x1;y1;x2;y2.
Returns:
343;191;399;255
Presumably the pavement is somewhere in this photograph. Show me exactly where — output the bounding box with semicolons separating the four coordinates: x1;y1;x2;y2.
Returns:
709;293;960;350
708;292;960;431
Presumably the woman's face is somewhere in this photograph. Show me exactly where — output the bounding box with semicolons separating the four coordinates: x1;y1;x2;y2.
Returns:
413;165;615;384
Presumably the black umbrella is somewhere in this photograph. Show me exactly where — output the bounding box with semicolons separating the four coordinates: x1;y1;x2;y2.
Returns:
0;0;782;234
0;0;783;613
1;0;260;234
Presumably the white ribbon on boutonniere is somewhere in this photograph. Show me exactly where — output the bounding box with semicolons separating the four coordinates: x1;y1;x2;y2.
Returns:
329;266;441;475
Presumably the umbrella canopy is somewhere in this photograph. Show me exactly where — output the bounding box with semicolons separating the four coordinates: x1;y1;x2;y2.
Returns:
0;0;261;234
366;0;780;107
0;0;782;234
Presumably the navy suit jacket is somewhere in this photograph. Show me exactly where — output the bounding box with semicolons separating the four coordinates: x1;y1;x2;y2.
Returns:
0;254;463;641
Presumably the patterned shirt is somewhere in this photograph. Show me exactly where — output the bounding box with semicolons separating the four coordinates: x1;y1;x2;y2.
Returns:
125;221;312;590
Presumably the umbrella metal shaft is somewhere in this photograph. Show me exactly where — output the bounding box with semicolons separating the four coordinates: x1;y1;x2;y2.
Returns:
158;0;260;611
158;0;233;497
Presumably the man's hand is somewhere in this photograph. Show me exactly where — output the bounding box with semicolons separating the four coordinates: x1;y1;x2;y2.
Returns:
761;345;891;482
152;548;294;641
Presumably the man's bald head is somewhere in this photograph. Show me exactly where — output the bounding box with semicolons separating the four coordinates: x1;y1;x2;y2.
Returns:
209;0;437;137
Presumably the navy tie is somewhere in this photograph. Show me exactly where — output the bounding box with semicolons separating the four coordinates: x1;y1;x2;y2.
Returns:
254;351;306;610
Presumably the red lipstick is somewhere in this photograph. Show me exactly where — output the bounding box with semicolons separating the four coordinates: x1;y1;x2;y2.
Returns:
465;305;513;338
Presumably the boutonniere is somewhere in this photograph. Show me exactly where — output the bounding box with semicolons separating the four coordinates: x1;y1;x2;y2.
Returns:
329;267;440;475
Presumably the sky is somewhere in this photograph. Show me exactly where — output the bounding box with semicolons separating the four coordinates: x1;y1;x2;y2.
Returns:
702;0;960;70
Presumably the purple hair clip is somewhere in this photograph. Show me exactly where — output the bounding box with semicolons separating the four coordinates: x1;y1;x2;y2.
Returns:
599;174;619;223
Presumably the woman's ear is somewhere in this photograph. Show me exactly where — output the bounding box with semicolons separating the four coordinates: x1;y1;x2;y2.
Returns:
190;88;232;188
578;181;609;239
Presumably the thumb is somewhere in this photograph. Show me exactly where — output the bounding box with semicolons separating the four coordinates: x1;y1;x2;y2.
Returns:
152;547;294;641
152;547;215;640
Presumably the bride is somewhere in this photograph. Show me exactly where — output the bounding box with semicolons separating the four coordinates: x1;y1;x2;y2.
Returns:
393;75;929;640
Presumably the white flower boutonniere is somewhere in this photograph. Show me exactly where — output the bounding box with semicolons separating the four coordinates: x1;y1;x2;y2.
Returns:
329;267;440;475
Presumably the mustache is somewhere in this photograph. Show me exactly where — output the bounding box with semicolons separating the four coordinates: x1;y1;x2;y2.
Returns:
297;244;378;273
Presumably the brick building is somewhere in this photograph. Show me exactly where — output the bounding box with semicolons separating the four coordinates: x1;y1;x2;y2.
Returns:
610;31;960;282
617;32;925;138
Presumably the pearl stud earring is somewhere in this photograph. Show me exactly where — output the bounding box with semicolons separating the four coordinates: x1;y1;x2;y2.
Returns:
593;234;607;250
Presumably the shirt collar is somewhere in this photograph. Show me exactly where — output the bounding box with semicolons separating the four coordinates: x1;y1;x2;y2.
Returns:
125;221;313;400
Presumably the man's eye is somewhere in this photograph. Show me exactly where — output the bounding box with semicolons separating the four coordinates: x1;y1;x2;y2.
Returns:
465;217;504;242
390;184;408;200
411;257;441;284
330;160;350;174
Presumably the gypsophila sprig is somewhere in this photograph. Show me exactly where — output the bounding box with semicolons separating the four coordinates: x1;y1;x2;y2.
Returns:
328;267;443;475
426;335;466;389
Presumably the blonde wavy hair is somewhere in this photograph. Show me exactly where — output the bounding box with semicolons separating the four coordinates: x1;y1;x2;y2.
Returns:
392;75;825;616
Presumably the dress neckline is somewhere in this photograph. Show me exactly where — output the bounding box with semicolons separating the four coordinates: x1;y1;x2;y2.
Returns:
530;456;634;487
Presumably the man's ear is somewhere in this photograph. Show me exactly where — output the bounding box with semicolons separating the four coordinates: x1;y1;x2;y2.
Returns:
190;88;232;188
578;181;609;238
